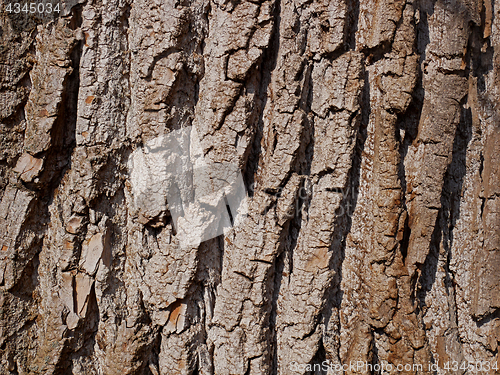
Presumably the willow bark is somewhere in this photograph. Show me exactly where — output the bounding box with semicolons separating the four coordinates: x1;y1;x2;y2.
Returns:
0;0;499;373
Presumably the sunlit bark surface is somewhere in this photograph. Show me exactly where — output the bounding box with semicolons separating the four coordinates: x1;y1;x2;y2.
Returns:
0;0;499;373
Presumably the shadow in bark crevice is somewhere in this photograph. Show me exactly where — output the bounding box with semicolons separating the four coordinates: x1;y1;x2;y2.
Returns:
417;99;472;329
243;0;281;196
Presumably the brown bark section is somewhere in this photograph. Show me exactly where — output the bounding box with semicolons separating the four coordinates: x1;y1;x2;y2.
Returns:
0;0;499;373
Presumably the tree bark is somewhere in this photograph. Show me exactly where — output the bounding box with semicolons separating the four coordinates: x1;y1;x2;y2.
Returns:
0;0;499;373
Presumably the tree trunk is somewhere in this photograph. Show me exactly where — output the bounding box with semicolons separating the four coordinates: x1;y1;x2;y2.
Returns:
0;0;499;373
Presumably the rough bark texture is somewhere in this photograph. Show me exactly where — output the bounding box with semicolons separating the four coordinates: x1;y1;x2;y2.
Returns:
0;0;499;373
